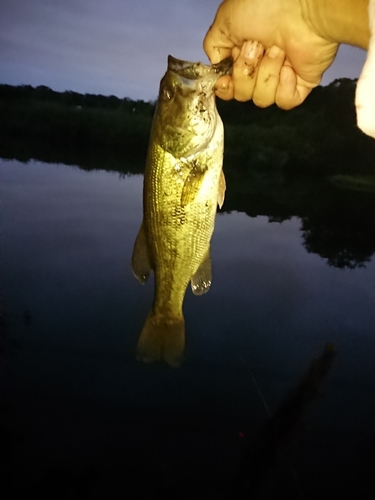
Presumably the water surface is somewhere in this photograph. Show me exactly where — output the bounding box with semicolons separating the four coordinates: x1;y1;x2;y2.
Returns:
2;158;375;498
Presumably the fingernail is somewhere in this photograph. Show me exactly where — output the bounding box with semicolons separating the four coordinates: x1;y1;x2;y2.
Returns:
216;76;229;90
268;45;282;59
243;40;262;60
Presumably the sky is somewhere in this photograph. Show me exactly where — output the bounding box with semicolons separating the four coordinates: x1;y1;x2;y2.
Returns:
0;0;368;102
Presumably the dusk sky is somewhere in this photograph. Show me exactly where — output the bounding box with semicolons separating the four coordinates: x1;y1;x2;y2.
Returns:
0;0;368;101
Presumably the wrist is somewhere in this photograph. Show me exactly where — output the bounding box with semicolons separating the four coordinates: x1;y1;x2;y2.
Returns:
301;0;370;49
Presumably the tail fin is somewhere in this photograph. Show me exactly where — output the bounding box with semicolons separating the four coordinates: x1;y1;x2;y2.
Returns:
136;312;185;368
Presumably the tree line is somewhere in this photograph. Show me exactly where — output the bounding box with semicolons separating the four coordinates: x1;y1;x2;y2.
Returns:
1;79;375;179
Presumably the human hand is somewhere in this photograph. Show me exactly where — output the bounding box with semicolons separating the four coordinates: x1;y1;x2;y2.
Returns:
203;0;340;109
356;0;375;138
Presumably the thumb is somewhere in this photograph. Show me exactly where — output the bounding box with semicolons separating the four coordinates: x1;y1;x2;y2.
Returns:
203;5;234;63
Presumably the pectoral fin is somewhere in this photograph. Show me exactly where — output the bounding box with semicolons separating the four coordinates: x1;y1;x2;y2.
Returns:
191;247;212;295
131;221;151;284
217;169;226;209
181;161;206;207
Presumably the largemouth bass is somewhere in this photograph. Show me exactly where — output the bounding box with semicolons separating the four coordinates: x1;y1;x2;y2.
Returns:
132;55;232;367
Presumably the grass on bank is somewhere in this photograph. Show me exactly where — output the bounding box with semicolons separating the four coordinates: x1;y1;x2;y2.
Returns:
329;174;375;193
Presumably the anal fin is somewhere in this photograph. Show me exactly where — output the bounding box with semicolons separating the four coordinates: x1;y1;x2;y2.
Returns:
131;221;151;283
191;247;212;295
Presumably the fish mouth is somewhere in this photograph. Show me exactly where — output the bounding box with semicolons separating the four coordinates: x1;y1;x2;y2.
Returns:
211;57;233;76
167;55;233;80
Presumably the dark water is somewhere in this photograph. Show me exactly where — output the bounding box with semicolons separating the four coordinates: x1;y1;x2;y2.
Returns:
2;158;375;498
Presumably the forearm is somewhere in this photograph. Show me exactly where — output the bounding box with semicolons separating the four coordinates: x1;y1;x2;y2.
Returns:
301;0;370;49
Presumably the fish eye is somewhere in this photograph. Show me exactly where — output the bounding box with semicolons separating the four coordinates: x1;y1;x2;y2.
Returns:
162;85;174;100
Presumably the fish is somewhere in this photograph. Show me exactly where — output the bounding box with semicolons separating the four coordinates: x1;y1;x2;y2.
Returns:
131;54;232;367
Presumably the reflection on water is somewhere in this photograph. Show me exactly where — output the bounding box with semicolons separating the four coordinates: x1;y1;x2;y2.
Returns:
237;343;336;497
2;158;375;498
